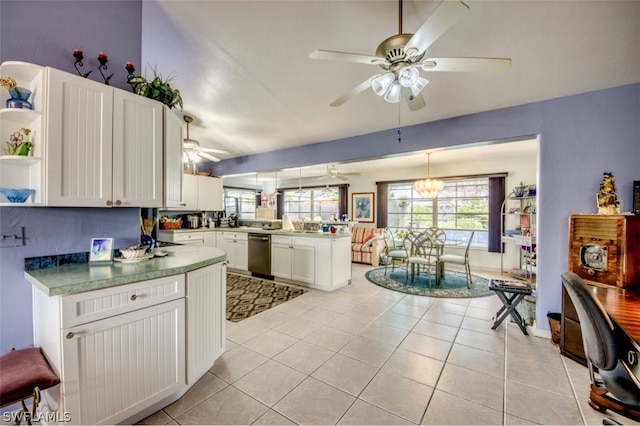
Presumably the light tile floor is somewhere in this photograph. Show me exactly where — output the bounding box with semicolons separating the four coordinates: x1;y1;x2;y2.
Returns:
139;264;639;425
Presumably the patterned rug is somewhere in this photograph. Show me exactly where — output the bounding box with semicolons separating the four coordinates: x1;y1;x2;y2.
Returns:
226;273;307;322
365;266;493;298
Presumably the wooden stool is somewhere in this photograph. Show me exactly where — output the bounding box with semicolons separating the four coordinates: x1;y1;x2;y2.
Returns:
0;347;60;425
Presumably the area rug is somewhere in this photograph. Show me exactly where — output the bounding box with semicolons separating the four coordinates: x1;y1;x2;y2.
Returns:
226;273;307;322
365;267;493;298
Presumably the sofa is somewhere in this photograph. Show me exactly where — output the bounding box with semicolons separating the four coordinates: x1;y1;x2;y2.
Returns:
351;226;385;266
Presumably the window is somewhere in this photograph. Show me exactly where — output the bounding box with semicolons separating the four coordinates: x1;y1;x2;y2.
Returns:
283;186;340;220
387;178;489;247
224;188;257;219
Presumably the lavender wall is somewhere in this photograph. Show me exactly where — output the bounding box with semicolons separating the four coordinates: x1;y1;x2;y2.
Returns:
0;0;143;352
213;84;640;331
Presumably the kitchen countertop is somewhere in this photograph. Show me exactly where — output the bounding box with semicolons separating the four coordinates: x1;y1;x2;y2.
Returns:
25;246;227;297
159;227;351;238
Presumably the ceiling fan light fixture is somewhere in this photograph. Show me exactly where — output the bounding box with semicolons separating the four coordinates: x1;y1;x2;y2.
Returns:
188;151;201;163
384;81;402;103
372;72;395;96
398;67;419;87
410;76;429;96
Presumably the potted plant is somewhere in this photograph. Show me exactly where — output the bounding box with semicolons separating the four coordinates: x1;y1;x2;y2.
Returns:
128;66;183;109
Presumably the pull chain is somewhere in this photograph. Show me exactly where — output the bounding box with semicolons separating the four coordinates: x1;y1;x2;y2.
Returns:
397;103;402;143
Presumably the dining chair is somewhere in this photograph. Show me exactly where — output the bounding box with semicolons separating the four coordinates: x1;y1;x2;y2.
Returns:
438;230;475;288
382;229;408;275
406;231;438;287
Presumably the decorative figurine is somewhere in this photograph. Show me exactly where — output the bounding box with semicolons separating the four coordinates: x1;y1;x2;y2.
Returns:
72;49;92;78
97;52;113;85
597;172;620;215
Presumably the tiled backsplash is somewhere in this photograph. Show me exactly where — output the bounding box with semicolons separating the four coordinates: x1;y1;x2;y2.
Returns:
25;251;89;271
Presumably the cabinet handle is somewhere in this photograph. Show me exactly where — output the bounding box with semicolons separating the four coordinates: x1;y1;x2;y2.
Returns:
106;200;113;206
65;332;74;339
115;200;122;206
130;294;137;301
180;203;187;206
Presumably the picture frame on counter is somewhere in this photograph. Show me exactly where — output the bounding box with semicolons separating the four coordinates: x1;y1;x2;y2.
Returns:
89;237;114;264
352;192;375;223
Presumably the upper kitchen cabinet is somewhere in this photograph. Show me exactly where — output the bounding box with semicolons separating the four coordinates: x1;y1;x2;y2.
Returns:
0;62;45;205
45;67;163;207
175;173;223;211
164;108;185;209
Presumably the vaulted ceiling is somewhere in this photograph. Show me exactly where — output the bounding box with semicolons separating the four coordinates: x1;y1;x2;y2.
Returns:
141;1;639;165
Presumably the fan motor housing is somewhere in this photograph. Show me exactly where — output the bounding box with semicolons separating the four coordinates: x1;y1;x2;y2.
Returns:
375;33;423;69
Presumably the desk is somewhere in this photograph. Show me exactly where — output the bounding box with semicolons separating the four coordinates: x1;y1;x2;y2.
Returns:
592;285;640;346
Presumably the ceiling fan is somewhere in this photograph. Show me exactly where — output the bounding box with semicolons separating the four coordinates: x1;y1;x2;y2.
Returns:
317;165;360;182
309;0;511;111
183;115;228;163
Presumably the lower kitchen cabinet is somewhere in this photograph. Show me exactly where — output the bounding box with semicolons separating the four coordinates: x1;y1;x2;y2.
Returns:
31;263;226;425
61;299;185;425
203;231;217;247
186;263;226;384
271;236;315;284
217;231;248;271
315;237;351;291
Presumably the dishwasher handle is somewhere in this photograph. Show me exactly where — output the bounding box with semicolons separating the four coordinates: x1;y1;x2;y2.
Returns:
248;235;270;241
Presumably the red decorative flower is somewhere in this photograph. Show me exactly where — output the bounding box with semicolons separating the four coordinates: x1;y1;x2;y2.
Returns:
125;62;135;74
97;52;108;66
73;49;84;61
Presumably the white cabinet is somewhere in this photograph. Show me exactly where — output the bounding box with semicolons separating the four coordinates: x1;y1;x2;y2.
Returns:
0;62;45;205
33;274;187;425
157;230;204;246
315;237;351;291
271;235;315;284
45;67;163;207
181;173;223;211
163;108;185;208
218;231;248;271
186;263;226;384
204;231;217;247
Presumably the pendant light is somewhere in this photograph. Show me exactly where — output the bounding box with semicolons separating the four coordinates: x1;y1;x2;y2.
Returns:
294;168;305;196
271;170;281;197
414;152;444;199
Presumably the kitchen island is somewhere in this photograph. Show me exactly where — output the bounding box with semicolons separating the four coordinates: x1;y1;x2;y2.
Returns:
25;246;227;425
158;227;352;291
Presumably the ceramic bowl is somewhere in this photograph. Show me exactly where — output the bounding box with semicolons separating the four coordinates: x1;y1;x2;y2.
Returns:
119;248;148;259
0;187;35;203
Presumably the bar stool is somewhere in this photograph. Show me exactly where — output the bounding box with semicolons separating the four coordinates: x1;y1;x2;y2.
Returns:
0;347;60;425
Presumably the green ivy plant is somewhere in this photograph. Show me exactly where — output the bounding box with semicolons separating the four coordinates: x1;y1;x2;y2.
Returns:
128;66;183;109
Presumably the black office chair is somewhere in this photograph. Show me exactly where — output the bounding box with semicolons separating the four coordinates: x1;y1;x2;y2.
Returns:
561;272;640;422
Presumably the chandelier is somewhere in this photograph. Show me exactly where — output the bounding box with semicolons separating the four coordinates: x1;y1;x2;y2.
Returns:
414;152;444;198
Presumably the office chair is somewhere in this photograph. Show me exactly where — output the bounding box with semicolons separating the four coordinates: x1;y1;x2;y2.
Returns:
560;272;640;422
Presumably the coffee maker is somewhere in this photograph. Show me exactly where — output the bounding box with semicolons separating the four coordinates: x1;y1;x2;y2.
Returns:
228;213;239;228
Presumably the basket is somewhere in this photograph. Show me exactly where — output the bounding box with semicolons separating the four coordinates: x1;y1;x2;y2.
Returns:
160;218;182;230
547;313;561;346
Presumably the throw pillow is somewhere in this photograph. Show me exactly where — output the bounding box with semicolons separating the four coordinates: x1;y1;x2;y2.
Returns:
362;232;380;247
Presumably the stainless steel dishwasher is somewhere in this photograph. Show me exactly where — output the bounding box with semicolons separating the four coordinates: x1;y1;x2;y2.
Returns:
248;233;271;277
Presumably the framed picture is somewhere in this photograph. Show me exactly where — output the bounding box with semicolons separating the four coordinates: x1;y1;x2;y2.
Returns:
89;238;114;263
352;192;375;223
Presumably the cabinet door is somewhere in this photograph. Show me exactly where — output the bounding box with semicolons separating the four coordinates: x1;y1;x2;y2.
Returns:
292;245;315;284
203;232;217;247
163;107;185;208
186;263;226;384
331;238;352;285
112;91;163;207
218;236;237;268
271;243;292;279
45;68;113;207
197;176;223;211
62;299;185;425
183;174;197;210
235;240;248;271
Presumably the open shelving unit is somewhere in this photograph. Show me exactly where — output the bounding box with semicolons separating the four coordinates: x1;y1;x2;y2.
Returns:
500;191;537;286
0;61;45;206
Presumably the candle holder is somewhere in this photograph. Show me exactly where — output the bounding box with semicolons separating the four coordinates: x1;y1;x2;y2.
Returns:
72;49;92;78
125;62;136;90
97;52;113;85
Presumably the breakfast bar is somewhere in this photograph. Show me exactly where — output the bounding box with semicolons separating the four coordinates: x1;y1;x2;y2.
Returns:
25;246;227;425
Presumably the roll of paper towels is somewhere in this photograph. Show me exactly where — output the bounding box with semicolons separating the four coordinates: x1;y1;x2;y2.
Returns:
282;214;294;230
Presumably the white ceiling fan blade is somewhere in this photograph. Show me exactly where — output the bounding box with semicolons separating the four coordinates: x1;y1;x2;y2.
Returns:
201;147;229;154
317;175;329;181
402;87;426;111
310;49;387;66
405;1;469;56
421;57;511;73
330;75;378;107
336;174;349;181
198;152;221;162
